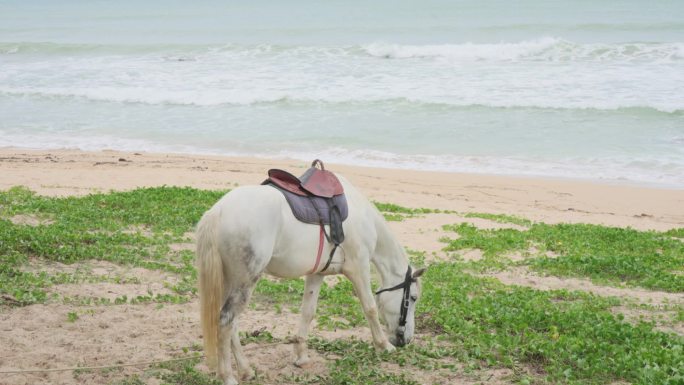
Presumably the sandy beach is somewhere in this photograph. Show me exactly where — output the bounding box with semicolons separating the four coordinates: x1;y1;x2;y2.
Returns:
1;147;681;231
1;147;683;385
3;2;683;383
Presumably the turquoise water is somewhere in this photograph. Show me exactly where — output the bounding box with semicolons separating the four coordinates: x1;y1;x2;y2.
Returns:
1;0;683;186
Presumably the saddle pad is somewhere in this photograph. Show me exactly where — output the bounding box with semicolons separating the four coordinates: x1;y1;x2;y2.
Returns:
268;183;348;225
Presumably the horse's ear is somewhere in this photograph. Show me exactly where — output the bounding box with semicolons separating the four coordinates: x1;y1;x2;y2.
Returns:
412;267;427;279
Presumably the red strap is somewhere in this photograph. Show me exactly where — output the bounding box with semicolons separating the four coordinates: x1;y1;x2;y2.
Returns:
310;224;325;274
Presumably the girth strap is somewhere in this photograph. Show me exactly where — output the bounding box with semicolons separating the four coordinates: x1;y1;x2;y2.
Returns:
308;196;344;273
310;225;326;274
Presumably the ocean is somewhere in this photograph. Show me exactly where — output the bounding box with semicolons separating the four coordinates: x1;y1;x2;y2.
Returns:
1;0;683;187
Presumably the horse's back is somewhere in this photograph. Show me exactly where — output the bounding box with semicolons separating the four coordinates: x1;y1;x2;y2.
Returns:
199;177;379;278
208;185;287;228
198;186;287;275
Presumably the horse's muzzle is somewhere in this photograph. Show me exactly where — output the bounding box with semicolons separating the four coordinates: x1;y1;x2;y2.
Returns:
394;326;409;347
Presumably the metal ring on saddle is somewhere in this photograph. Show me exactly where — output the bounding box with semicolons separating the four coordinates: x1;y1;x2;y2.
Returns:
311;159;325;170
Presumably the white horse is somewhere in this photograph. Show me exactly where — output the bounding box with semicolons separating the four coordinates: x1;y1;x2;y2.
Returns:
196;174;425;385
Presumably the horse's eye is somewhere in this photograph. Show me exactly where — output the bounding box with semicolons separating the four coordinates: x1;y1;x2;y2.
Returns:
410;295;418;302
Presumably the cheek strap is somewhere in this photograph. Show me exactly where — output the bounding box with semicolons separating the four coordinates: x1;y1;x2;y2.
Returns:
375;266;415;341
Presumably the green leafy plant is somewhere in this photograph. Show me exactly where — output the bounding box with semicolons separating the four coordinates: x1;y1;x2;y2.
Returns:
443;222;684;291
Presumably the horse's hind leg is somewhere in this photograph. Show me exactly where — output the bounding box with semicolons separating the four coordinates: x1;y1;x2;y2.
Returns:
218;285;256;384
231;320;255;380
294;274;324;367
217;323;237;385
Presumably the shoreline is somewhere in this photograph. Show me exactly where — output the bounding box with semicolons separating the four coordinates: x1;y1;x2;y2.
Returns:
3;144;682;191
1;147;682;231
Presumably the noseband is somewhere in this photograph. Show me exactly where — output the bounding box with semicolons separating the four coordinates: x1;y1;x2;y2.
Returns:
375;266;415;346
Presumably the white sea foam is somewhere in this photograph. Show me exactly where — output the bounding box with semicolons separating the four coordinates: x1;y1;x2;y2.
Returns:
2;86;682;113
0;132;209;155
0;86;290;106
362;39;684;62
2;37;682;112
363;38;561;61
273;148;684;188
4;39;684;63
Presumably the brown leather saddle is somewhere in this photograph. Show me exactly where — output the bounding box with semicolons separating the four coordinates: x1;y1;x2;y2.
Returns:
263;160;347;272
266;159;344;198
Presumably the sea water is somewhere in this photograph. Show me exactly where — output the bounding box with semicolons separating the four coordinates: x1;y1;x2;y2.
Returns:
1;0;683;187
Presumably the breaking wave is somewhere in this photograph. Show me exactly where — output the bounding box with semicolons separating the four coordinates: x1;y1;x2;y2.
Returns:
362;38;684;62
2;87;682;114
3;38;684;63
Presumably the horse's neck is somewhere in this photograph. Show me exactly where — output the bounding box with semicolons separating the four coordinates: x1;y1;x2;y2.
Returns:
371;213;409;287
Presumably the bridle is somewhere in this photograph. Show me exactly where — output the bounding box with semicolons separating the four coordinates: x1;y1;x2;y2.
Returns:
375;266;416;346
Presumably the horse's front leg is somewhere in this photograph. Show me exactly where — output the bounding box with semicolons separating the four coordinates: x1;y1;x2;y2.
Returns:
294;273;324;367
344;264;395;352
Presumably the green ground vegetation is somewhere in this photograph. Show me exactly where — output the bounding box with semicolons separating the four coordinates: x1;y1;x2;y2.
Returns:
373;201;450;221
443;221;684;292
0;186;224;305
1;187;682;384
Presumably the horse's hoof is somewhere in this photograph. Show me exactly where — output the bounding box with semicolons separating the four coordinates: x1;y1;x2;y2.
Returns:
373;340;396;353
294;356;312;368
240;368;256;381
223;377;238;385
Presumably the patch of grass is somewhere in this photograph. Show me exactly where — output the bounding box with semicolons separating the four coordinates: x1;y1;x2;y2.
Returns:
0;186;224;236
252;278;305;311
373;202;441;215
665;228;684;238
0;186;225;307
676;307;684;323
443;222;684;292
373;201;449;222
311;336;461;372
443;223;528;258
406;248;427;266
420;263;684;385
381;213;407;222
107;356;213;385
622;302;684;330
111;375;146;385
67;311;79;322
155;358;221;385
309;337;421;385
239;329;279;344
92;346;207;385
464;212;532;227
317;279;366;329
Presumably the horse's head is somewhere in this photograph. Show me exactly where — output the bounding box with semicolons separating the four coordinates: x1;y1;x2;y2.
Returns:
375;266;426;347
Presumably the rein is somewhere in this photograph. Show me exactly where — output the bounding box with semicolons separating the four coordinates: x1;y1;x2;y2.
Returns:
375;266;415;345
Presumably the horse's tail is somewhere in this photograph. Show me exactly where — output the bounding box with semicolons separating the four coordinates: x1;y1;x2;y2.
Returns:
196;207;223;370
